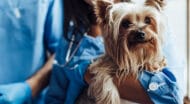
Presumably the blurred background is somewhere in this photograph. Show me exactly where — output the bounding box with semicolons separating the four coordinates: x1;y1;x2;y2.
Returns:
164;0;188;99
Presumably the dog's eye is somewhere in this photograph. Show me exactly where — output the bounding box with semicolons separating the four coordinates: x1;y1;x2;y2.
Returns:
145;17;151;24
121;20;131;28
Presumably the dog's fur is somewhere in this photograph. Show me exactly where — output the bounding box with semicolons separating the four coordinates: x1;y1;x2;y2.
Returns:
77;0;167;103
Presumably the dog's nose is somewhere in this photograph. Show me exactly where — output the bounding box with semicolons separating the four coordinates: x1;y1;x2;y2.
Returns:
135;31;145;41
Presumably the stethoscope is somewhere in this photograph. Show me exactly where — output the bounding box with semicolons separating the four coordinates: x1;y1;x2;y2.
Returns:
53;21;84;68
53;35;82;68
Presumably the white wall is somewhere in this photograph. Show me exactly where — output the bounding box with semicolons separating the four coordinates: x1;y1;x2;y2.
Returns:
164;0;187;96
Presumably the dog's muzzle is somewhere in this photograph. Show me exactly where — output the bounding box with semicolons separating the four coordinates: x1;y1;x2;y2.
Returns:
134;30;146;42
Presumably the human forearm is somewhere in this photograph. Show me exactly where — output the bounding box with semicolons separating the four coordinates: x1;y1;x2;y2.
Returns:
27;54;55;97
84;71;153;104
114;75;153;104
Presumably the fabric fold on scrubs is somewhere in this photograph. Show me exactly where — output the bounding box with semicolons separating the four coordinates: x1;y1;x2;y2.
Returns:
138;68;183;104
46;35;105;103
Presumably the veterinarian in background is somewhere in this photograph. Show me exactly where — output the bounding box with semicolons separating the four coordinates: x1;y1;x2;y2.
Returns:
0;0;63;103
45;0;105;103
46;0;182;104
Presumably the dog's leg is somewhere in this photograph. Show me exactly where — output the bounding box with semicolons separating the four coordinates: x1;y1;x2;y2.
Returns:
88;72;120;104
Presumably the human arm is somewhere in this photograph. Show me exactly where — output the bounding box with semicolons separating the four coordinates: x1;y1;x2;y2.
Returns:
26;54;55;97
46;32;104;103
26;0;63;98
115;75;153;104
84;70;153;104
0;0;63;103
85;68;182;104
0;54;55;104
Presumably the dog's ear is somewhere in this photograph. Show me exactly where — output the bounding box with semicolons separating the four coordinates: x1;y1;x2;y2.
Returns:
145;0;167;11
94;0;113;23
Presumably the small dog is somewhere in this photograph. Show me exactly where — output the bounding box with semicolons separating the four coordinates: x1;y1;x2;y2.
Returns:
77;0;167;103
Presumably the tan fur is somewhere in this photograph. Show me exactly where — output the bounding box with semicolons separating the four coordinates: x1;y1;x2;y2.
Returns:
77;0;167;104
145;0;167;11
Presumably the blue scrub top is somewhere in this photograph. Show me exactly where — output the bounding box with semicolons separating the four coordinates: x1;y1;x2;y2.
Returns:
0;0;63;84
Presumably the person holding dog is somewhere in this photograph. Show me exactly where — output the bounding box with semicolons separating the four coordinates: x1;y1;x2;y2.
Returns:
46;0;182;104
46;0;104;103
0;0;63;103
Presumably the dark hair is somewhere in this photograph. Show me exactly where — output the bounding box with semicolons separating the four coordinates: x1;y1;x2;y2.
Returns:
64;0;97;42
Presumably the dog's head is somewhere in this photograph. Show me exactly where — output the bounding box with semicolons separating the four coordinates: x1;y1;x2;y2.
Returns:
95;0;167;74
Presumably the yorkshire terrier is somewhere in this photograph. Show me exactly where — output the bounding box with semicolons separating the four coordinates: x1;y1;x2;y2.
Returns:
77;0;167;103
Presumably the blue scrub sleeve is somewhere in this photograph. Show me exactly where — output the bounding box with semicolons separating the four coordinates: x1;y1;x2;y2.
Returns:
44;0;63;54
46;36;105;104
46;65;68;104
46;60;91;104
138;68;183;104
0;82;32;104
63;60;91;104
